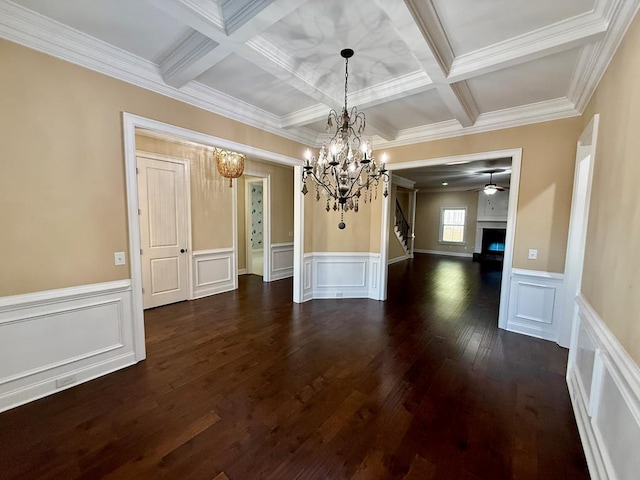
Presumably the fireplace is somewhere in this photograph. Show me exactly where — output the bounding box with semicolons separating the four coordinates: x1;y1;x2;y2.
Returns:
476;228;506;264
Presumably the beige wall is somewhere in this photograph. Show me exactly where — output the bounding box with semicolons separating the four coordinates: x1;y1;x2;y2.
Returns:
0;39;305;296
235;164;293;270
580;14;640;364
383;118;583;273
244;160;295;244
388;184;407;260
305;181;385;254
414;191;479;255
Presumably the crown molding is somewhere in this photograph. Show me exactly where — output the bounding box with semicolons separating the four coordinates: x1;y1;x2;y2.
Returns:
568;0;640;112
0;0;318;146
373;97;580;149
2;0;638;153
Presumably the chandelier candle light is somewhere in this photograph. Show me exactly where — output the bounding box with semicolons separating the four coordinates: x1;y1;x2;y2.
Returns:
301;48;389;229
215;148;245;187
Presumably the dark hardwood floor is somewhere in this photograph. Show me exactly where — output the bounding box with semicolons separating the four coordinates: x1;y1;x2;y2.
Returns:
0;254;588;479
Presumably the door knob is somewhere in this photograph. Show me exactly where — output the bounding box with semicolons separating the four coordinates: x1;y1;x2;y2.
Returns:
180;248;186;253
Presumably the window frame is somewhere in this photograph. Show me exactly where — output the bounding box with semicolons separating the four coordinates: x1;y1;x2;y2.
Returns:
439;206;468;245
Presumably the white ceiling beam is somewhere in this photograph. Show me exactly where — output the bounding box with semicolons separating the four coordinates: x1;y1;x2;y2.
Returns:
280;71;434;128
435;82;479;129
151;0;311;87
160;31;228;88
374;0;479;127
447;13;608;83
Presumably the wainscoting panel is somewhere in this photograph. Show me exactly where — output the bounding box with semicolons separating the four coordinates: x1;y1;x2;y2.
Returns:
271;242;294;281
302;255;313;302
506;269;564;341
302;253;382;300
0;280;136;412
567;294;640;480
192;248;236;299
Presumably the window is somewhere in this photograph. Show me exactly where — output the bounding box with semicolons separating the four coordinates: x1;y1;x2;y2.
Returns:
440;207;467;244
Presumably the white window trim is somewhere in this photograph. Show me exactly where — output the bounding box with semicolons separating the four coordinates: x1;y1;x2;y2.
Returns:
439;206;468;245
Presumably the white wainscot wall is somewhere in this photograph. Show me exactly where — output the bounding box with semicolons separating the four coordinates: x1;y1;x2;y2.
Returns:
270;242;294;281
192;248;237;299
302;253;382;301
506;269;565;342
567;294;640;480
0;280;137;413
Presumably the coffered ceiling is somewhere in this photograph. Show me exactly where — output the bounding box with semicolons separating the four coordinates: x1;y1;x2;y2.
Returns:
2;0;638;149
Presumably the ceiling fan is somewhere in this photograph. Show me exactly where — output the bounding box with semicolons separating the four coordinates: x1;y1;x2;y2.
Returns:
470;170;510;195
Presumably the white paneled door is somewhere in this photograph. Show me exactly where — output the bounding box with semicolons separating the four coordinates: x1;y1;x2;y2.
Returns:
137;155;189;309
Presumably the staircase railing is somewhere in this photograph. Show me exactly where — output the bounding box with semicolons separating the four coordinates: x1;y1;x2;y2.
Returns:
395;199;410;246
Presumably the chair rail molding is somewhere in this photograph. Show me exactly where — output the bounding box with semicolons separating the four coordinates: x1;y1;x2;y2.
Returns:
567;293;640;480
0;280;136;413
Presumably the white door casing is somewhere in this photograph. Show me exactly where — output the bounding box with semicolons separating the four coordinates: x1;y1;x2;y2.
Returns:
564;114;599;350
240;171;271;281
137;155;190;309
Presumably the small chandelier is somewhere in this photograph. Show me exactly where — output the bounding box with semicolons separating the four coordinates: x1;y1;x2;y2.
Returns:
215;149;245;187
301;48;389;229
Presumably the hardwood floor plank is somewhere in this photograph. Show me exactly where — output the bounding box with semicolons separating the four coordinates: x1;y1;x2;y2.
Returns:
0;255;589;479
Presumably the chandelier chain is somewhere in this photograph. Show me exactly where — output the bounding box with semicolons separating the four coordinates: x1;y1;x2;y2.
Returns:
344;56;349;110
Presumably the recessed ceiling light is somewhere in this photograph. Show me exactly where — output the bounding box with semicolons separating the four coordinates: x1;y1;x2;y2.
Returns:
442;182;448;186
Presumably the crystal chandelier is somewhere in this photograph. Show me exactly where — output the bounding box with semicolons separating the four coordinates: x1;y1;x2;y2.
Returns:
215;149;245;187
301;49;389;229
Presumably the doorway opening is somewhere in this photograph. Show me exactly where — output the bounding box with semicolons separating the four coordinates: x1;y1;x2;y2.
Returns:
380;149;522;331
237;172;271;280
122;113;300;361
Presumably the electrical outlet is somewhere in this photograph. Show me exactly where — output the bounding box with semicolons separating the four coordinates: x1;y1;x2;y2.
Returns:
114;251;126;265
56;375;76;389
528;249;538;260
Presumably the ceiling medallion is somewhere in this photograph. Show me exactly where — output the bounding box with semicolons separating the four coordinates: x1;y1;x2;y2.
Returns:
301;49;389;229
215;149;245;187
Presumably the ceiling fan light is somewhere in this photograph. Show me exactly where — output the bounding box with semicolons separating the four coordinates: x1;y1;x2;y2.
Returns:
484;184;498;195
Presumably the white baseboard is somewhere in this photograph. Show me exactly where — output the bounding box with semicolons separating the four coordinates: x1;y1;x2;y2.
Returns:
302;252;382;301
192;248;236;299
506;269;564;342
414;249;473;258
270;242;294;281
388;254;410;265
0;280;137;412
238;268;247;275
567;293;640;480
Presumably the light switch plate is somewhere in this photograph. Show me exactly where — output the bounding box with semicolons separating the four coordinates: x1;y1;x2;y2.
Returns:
114;251;126;265
528;249;538;260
